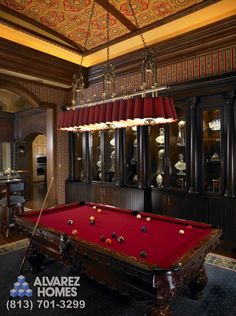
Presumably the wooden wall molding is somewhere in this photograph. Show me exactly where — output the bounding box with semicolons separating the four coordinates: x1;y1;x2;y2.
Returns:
0;38;87;87
88;15;236;85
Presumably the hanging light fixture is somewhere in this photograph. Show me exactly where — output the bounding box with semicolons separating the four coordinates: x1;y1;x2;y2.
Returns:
58;0;177;132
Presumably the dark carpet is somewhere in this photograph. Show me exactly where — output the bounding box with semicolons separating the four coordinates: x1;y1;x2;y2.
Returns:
0;249;235;316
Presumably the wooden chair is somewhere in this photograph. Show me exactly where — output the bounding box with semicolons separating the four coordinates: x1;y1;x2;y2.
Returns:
0;181;26;238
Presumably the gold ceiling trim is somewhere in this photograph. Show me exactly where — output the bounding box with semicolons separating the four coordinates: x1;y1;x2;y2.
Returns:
0;0;235;68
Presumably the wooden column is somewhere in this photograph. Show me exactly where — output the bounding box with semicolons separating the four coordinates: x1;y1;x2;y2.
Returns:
188;97;199;193
68;132;76;181
115;128;125;186
224;91;235;197
83;132;91;183
138;126;149;188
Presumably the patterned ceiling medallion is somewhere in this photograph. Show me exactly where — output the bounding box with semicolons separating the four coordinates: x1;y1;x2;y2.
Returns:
173;0;190;6
139;13;152;23
3;0;32;10
63;0;91;12
120;0;149;16
152;1;173;17
92;14;116;30
40;11;65;26
41;0;59;10
68;27;89;42
25;5;44;18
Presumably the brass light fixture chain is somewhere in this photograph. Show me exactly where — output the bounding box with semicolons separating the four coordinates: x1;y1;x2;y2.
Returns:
127;0;146;49
106;0;110;62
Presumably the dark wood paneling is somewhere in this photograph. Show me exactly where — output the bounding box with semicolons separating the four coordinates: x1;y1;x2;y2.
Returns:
0;111;13;141
0;38;87;87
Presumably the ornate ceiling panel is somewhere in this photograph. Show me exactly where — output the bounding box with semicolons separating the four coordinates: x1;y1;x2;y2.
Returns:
0;0;205;51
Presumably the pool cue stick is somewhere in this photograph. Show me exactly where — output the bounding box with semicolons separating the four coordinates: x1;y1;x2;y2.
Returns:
18;176;54;276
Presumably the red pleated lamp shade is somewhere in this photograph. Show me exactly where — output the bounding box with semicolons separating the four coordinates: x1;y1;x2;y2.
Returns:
126;99;135;120
154;97;165;119
142;96;153;119
105;102;113;123
64;110;71;129
73;108;79;127
112;100;120;122
78;107;84;126
99;103;107;123
118;100;127;121
68;110;75;128
94;105;100;124
133;97;143;119
88;106;95;125
169;98;178;121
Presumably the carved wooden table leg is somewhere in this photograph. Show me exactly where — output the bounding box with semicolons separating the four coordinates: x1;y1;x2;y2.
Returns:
28;247;45;273
147;302;171;316
188;265;208;299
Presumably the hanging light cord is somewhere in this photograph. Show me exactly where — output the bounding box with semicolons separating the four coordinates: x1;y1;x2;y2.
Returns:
106;0;110;63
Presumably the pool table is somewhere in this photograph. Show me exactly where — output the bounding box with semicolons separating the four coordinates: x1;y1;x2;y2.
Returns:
15;201;222;316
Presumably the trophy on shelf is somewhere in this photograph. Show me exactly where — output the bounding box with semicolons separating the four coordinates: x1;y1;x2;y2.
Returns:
174;154;186;175
177;120;186;147
96;154;102;180
155;127;165;146
157;149;165;174
156;174;163;188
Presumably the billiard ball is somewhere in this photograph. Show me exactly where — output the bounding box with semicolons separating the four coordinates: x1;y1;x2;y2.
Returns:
136;214;141;219
111;232;116;239
146;217;151;222
67;219;73;225
90;216;95;221
90;220;95;225
100;235;106;242
97;208;102;213
92;206;97;210
139;251;147;258
105;238;112;245
71;229;78;235
118;236;124;243
187;225;193;230
179;229;185;235
141;226;147;233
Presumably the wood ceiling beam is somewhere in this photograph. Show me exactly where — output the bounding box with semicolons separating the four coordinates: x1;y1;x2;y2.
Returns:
95;0;137;32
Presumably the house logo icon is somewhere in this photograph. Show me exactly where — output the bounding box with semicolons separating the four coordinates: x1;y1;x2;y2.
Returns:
10;275;33;298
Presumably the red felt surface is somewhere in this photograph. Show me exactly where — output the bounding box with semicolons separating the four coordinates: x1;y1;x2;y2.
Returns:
23;203;213;269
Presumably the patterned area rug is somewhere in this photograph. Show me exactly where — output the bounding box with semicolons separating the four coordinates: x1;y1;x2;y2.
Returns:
0;239;235;272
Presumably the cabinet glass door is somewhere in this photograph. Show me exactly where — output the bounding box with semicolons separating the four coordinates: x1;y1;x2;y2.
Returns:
169;107;187;189
202;109;222;193
75;133;84;180
104;129;116;183
125;127;138;186
91;131;101;181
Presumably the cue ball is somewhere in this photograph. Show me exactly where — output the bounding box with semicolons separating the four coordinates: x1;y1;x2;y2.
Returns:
105;238;112;245
187;225;193;230
92;206;97;209
179;229;185;235
146;217;151;222
136;214;141;219
118;236;124;243
67;219;73;225
71;229;78;235
90;216;95;221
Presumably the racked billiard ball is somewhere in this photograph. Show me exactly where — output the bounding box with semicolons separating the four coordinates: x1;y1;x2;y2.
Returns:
118;236;124;243
105;238;112;245
90;220;95;225
136;214;141;219
92;206;97;210
71;229;78;235
139;251;147;258
179;229;185;235
146;217;151;222
67;219;73;225
187;225;193;230
100;235;106;242
141;226;147;233
111;232;116;239
97;208;102;213
90;216;95;221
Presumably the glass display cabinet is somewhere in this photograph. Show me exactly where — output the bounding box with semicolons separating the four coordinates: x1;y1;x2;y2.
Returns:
104;129;116;183
125;126;138;186
202;109;222;193
91;130;101;181
74;133;84;180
